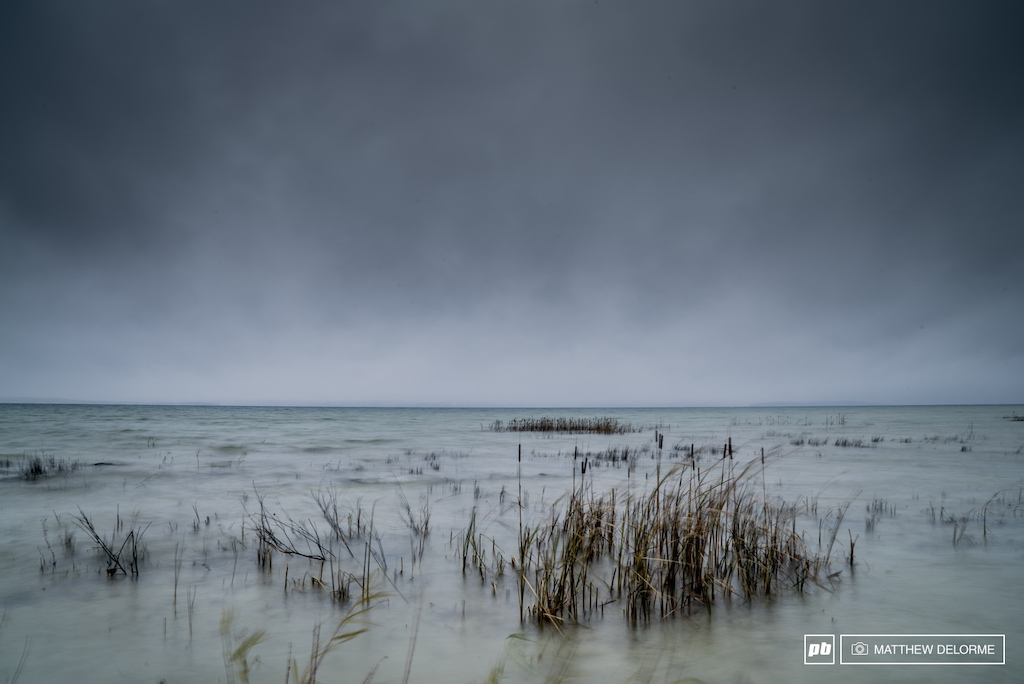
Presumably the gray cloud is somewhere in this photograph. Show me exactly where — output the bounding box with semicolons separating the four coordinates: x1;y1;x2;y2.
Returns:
2;1;1022;405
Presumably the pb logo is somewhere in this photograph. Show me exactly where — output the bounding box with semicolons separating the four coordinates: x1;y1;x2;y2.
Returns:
804;635;836;665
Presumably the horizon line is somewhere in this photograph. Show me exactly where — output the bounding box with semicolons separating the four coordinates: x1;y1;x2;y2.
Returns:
1;399;1020;410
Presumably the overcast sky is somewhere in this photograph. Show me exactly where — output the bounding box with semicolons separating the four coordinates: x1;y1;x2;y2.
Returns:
1;1;1022;407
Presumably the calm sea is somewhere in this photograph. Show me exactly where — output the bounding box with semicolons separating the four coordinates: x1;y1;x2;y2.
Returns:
1;404;1021;683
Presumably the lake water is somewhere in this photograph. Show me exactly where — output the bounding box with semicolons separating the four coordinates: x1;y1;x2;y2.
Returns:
1;404;1022;683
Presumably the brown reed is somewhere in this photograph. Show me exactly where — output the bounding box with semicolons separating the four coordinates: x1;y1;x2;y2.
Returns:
517;459;825;625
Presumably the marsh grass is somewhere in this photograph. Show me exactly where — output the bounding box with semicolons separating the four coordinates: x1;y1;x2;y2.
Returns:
249;488;331;570
517;460;826;625
982;489;1024;536
70;508;149;577
458;507;499;579
186;586;197;639
220;609;266;684
929;489;1024;545
37;516;76;575
865;498;895;532
173;542;183;612
396;483;430;562
218;591;407;684
820;497;856;565
250;487;389;604
490;417;638;434
286;593;382;684
312;485;367;559
18;454;80;481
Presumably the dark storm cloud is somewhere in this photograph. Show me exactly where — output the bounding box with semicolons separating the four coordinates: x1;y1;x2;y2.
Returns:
2;1;1022;404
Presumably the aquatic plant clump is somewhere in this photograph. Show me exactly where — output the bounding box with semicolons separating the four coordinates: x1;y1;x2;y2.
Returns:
517;461;825;624
18;453;81;480
70;509;149;577
490;417;638;434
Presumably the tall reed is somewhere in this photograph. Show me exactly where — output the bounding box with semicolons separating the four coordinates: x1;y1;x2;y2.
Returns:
517;459;825;624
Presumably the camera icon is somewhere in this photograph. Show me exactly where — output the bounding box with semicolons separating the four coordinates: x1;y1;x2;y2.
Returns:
851;641;869;656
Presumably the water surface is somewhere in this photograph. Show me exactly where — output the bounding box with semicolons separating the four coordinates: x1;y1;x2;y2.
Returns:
1;404;1021;682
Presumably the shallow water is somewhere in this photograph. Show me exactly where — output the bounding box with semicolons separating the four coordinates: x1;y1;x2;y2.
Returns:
1;404;1022;683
